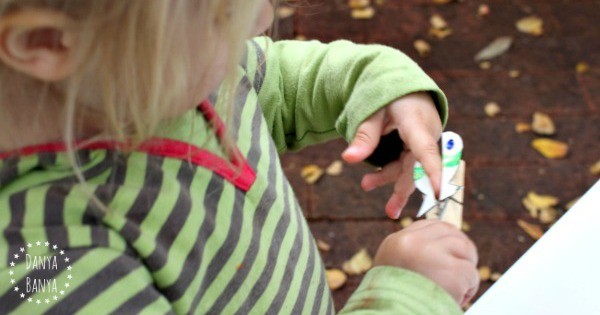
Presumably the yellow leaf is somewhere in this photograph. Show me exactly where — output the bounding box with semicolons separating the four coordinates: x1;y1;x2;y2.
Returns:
430;14;448;29
461;221;471;232
576;62;589;74
301;165;324;184
531;112;556;136
351;7;375;19
521;197;539;218
433;0;452;4
348;0;370;9
317;239;331;252
490;272;502;282
479;266;491;281
342;248;373;275
590;159;600;176
531;138;569;159
515;122;531;133
517;219;544;240
516;16;544;36
413;39;431;57
429;27;453;39
326;269;347;290
484;102;501;117
526;191;560;209
477;4;490;17
479;61;491;70
539;207;559;224
400;217;413;228
326;160;344;176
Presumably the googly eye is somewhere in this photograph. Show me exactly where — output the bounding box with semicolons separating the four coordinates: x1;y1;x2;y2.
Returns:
446;139;455;151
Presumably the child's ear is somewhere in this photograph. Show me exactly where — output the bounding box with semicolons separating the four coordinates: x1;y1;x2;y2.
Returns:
0;9;75;81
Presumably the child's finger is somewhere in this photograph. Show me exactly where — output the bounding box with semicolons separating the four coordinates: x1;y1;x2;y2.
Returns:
384;167;416;219
361;159;402;191
401;126;442;197
342;110;385;164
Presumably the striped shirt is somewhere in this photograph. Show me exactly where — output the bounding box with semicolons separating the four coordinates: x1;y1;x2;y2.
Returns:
0;37;460;314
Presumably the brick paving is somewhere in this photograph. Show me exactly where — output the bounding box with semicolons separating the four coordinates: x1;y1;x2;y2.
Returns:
275;0;600;311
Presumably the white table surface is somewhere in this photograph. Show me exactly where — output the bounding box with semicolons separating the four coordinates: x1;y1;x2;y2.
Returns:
466;180;600;315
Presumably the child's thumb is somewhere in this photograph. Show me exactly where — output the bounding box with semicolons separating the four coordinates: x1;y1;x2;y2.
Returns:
342;112;384;163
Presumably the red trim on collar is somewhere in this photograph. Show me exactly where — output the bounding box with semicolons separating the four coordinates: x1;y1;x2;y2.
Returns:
0;101;256;192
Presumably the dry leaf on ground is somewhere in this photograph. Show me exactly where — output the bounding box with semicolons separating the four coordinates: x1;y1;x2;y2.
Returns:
400;217;413;228
433;0;452;4
490;272;502;282
351;7;375;19
342;248;373;275
326;160;344;176
515;122;531;133
326;269;347;290
461;221;471;232
526;191;560;208
522;197;539;218
349;0;370;9
576;62;589;74
477;4;490;17
531;139;569;159
479;61;492;70
414;39;431;57
277;6;295;19
516;16;544;36
532;112;556;135
509;70;521;78
590;159;600;176
317;239;331;252
484;102;501;117
517;219;544;240
429;14;452;39
301;165;324;184
474;36;513;62
479;266;491;281
539;207;559;224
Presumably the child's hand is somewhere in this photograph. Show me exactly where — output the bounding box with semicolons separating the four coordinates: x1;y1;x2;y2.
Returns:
341;92;443;219
374;219;479;307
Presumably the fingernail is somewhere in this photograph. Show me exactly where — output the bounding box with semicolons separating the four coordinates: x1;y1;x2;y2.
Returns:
343;146;358;156
393;208;402;219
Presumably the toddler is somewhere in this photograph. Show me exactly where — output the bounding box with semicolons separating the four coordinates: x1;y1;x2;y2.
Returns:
0;0;478;314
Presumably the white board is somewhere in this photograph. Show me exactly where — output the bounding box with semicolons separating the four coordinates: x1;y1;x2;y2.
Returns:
467;180;600;315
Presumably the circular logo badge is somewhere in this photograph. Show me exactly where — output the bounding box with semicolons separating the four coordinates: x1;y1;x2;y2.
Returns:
6;241;74;305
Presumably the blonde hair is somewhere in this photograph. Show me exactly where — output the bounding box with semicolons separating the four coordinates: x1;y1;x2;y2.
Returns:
0;0;266;208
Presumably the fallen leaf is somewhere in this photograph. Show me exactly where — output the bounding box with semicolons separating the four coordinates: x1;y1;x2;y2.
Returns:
461;221;471;232
590;159;600;176
400;217;413;228
531;112;556;136
301;165;324;184
531;138;569;159
326;160;344;176
576;62;589;74
348;0;370;9
295;35;307;41
414;39;431;57
317;239;331;252
484;102;501;117
526;191;559;209
351;7;375;19
509;69;521;78
342;248;373;275
277;6;295;19
522;197;539;218
539;207;559;224
430;14;448;29
479;266;491;281
515;122;531;133
326;269;347;290
375;0;385;5
477;4;490;17
517;219;544;240
430;28;453;39
490;272;502;282
474;36;513;62
433;0;452;4
516;16;544;36
479;61;492;70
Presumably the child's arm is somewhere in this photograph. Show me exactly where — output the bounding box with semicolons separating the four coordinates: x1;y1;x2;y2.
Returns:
339;220;478;314
248;37;447;153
